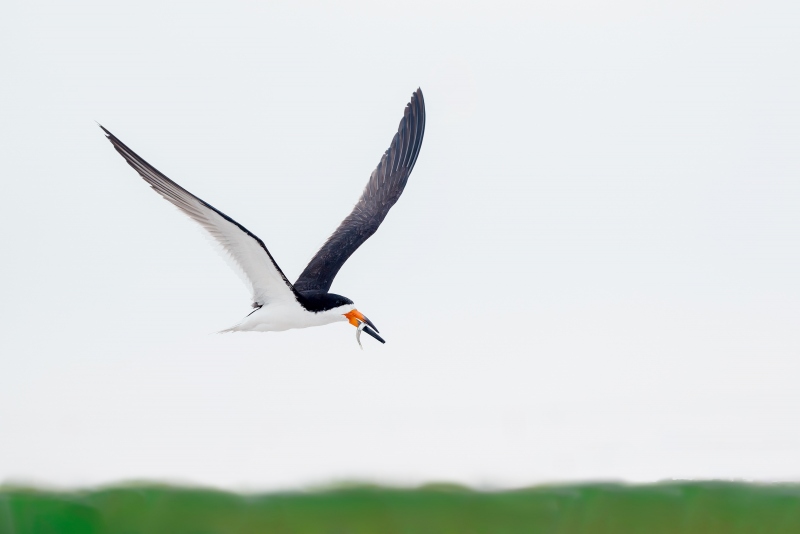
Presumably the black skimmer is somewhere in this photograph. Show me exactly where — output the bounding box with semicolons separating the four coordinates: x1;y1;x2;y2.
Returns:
102;89;425;348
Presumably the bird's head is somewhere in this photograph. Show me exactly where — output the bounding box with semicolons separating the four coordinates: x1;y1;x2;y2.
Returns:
297;291;385;348
344;309;385;348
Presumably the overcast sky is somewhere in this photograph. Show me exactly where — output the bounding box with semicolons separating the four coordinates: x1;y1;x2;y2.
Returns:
1;0;799;490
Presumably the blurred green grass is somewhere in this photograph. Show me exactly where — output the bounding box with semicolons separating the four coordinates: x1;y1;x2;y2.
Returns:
2;481;800;534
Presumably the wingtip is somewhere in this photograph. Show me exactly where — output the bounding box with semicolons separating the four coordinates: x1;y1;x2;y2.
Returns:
411;88;425;114
404;88;425;120
97;123;113;139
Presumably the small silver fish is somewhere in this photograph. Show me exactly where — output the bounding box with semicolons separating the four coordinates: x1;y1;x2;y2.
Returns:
356;321;367;349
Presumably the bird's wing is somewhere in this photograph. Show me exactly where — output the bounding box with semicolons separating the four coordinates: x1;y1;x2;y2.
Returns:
101;126;299;308
294;89;426;293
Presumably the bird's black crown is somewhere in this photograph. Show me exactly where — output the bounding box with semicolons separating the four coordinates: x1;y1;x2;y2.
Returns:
297;290;354;313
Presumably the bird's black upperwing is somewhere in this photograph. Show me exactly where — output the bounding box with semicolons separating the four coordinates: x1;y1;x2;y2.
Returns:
294;89;426;293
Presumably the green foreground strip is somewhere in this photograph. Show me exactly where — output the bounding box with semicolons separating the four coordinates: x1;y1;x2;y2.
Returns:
2;482;800;534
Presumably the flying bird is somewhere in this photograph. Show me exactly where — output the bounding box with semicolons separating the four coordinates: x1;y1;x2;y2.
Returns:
102;89;425;348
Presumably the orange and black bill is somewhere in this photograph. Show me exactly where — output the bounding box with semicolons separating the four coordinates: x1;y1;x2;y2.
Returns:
345;310;386;344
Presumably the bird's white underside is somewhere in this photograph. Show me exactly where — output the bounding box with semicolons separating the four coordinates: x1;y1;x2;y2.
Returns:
221;303;354;333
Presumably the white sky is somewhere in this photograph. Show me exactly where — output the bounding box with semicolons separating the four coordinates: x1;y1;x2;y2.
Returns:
1;0;799;490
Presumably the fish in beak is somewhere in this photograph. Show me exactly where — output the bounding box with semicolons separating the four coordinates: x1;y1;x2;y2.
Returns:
344;309;385;348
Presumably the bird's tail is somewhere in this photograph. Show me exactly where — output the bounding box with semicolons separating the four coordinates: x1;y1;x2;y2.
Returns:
218;306;264;333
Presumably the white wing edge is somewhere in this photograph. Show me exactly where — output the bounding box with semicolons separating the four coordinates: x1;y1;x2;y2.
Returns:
101;126;300;308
